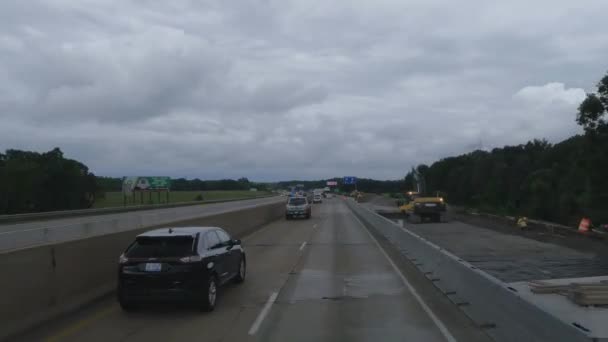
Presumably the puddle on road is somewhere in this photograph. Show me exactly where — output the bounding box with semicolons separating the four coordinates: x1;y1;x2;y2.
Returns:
287;269;404;302
344;273;404;298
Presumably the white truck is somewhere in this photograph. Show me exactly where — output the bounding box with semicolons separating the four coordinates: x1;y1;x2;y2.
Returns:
313;189;324;203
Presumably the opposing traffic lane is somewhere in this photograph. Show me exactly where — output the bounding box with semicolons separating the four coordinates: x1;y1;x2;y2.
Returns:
15;198;491;342
0;196;283;252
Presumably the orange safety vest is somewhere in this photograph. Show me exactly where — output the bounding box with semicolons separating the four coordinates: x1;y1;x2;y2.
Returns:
578;218;591;232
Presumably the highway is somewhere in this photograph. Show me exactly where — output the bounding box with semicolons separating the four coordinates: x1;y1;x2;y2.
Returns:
14;198;491;342
0;196;283;252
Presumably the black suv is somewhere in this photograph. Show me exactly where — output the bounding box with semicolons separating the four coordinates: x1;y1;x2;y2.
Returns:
117;227;246;311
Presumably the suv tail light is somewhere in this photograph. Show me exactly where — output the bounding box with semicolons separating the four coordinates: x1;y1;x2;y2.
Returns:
180;255;203;263
119;254;129;264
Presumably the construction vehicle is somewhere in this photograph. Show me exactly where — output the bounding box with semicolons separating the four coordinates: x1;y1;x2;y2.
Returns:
399;191;447;223
398;167;447;223
350;190;364;202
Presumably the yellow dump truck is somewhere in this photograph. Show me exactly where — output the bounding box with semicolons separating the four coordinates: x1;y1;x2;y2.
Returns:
399;191;447;223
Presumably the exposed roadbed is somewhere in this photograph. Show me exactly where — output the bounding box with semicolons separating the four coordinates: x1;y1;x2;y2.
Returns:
363;196;608;283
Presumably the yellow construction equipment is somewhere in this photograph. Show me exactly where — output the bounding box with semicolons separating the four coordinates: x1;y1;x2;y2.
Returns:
399;191;447;223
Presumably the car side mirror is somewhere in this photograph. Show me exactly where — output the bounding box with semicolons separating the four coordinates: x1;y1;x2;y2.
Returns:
232;239;241;246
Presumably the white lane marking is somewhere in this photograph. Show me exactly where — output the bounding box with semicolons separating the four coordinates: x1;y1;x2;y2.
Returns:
248;292;278;335
299;241;307;251
351;214;458;342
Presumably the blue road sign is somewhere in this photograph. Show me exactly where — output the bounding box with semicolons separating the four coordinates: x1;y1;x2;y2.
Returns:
343;176;357;185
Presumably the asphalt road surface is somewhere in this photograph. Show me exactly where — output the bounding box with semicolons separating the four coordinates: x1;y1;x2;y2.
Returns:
15;198;491;342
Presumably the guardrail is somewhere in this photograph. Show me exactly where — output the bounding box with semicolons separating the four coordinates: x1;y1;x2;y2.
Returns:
345;199;593;342
0;195;275;225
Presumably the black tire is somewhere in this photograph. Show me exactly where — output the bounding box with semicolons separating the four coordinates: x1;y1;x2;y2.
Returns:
118;293;136;312
408;214;422;224
199;276;218;312
234;257;246;284
306;213;311;219
285;214;290;220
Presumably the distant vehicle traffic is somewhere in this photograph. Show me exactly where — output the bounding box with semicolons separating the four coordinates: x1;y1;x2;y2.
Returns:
286;197;311;219
306;191;314;204
117;227;246;312
313;194;322;203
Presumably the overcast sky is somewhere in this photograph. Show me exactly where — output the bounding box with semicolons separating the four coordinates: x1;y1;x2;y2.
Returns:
1;0;607;181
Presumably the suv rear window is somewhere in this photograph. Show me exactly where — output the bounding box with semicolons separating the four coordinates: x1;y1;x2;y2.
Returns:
125;236;194;258
289;198;307;205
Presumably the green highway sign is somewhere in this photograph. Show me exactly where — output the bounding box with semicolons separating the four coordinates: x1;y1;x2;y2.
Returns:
122;176;171;194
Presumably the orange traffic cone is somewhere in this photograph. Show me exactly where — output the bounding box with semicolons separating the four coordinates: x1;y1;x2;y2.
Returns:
578;217;591;233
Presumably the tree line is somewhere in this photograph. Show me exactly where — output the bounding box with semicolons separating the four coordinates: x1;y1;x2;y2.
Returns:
0;150;272;214
0;148;98;214
97;177;267;192
406;71;608;226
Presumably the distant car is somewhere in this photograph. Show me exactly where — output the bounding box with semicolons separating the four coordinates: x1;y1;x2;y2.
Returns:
305;194;313;204
117;227;246;312
286;197;311;219
313;194;322;203
325;193;333;199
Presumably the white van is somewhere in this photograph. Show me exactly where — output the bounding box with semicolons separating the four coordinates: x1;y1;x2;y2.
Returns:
313;194;322;203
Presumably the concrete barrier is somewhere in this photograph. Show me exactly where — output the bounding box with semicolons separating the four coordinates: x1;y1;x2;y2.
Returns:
345;200;593;342
0;197;283;252
0;200;284;340
0;195;275;225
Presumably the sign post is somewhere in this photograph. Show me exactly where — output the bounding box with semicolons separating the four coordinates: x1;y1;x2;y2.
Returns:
122;177;172;206
343;176;358;192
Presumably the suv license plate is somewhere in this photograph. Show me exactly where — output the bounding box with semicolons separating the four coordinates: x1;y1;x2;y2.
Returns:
145;263;162;272
425;203;437;207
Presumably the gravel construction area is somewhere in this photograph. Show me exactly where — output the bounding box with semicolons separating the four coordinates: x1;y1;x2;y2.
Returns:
362;195;608;283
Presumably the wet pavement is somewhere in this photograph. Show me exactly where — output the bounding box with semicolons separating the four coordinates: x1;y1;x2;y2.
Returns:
385;216;608;282
14;198;492;342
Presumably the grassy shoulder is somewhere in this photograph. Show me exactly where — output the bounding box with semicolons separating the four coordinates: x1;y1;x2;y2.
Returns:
93;190;272;208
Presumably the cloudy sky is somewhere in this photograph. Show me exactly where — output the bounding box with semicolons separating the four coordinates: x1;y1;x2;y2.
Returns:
1;0;607;181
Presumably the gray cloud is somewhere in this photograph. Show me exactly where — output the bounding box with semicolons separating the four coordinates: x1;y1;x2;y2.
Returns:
1;0;607;181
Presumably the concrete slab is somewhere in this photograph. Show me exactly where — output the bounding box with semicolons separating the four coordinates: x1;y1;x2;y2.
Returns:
509;276;608;339
398;219;608;282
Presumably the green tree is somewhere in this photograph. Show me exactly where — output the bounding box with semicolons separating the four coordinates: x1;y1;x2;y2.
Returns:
577;73;608;132
0;148;98;214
